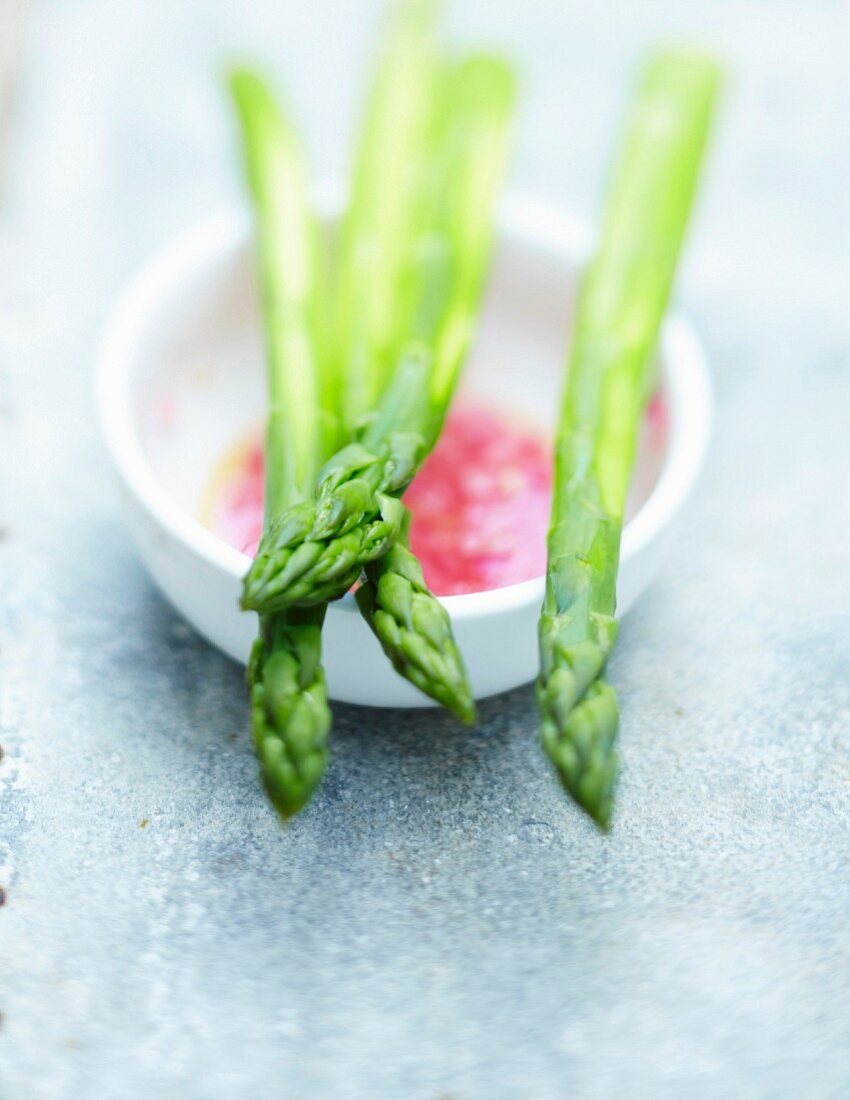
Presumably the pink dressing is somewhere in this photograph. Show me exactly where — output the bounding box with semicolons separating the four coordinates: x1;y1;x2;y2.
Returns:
405;405;552;594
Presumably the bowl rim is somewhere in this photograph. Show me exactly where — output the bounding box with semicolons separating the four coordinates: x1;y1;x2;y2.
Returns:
97;191;712;621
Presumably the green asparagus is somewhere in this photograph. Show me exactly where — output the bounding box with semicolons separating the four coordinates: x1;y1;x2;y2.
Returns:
332;8;474;715
538;50;721;828
337;0;442;428
231;68;333;817
356;511;475;722
241;54;516;615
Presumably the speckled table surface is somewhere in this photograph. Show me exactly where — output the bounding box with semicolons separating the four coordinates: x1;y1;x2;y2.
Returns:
2;2;850;1097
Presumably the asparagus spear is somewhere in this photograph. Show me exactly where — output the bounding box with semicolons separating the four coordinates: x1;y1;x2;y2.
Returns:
241;54;517;615
333;8;474;716
538;50;721;828
231;68;333;817
337;0;442;428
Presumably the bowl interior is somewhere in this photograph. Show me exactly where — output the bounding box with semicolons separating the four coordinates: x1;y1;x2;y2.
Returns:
130;215;667;562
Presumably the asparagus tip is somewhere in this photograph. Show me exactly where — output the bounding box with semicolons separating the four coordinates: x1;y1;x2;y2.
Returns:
539;677;620;830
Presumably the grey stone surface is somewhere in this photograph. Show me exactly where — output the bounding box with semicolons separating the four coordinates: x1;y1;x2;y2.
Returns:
2;1;850;1097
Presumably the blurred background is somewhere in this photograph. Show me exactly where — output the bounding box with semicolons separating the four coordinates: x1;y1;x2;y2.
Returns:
2;2;850;1097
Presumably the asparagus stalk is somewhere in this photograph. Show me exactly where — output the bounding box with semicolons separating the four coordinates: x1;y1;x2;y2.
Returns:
347;58;514;712
538;50;721;828
333;8;474;716
231;68;333;817
241;54;516;615
337;0;442;428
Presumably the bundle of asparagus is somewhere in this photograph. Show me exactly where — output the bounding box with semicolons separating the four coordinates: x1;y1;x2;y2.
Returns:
230;0;720;826
231;0;516;816
537;52;721;828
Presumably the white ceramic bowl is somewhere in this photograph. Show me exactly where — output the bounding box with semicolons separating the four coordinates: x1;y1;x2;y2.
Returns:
98;194;711;708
